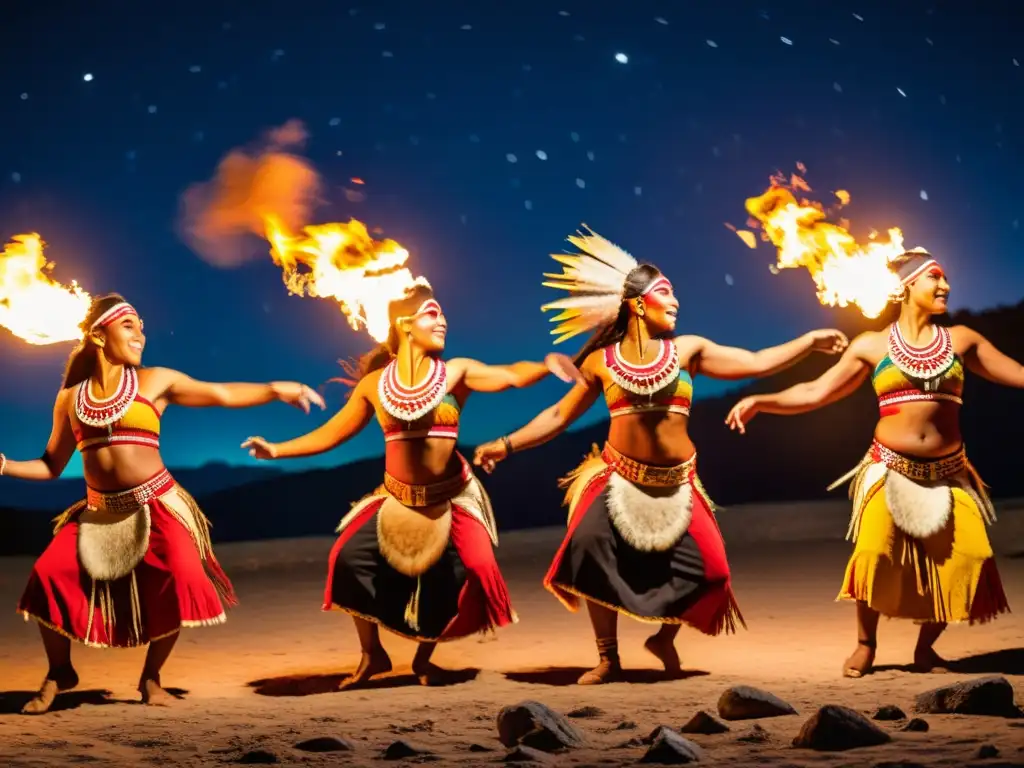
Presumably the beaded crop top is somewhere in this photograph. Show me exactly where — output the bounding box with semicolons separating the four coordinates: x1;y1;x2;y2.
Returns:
69;367;161;451
603;339;693;418
376;357;460;442
872;323;964;411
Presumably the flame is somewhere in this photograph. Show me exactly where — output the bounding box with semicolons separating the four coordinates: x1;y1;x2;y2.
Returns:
741;170;911;318
264;217;414;343
0;234;92;345
179;120;424;343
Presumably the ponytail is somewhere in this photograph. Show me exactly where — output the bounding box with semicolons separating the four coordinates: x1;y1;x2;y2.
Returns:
332;326;399;395
61;343;97;390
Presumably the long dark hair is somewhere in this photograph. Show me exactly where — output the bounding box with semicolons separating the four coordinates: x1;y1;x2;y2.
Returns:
61;293;128;390
336;283;437;387
572;264;662;366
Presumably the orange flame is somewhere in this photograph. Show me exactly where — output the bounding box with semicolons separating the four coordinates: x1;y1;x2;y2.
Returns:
179;120;422;343
264;217;414;342
740;169;912;318
0;234;91;345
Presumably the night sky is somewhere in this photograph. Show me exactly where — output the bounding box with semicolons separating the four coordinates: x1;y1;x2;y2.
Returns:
1;0;1020;478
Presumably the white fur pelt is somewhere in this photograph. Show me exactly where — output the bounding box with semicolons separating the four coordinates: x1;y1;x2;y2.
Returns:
605;473;692;552
377;498;452;577
77;505;152;582
883;471;953;540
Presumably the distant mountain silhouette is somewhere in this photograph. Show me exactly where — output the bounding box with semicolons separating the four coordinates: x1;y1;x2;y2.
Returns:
2;300;1022;557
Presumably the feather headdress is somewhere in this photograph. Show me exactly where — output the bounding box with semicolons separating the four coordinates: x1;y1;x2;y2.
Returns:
541;225;639;344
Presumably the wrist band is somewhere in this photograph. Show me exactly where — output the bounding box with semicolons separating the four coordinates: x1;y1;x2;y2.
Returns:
501;436;514;455
0;453;6;476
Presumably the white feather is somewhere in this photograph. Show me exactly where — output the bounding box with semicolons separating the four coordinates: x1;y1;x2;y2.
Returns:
542;225;640;343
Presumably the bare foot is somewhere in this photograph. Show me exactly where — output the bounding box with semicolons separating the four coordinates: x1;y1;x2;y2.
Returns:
644;634;682;676
912;647;950;673
577;658;622;685
338;649;392;690
411;661;453;686
842;642;876;678
139;678;176;706
22;668;79;715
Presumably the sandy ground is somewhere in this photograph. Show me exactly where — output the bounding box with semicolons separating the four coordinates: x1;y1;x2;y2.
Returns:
1;504;1023;766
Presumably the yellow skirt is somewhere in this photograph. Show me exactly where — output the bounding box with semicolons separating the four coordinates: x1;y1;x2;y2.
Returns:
837;460;1008;624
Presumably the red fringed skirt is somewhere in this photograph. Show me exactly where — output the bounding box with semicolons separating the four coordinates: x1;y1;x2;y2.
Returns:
18;470;236;648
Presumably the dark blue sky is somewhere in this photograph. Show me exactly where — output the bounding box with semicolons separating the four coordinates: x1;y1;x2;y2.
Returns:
2;0;1020;477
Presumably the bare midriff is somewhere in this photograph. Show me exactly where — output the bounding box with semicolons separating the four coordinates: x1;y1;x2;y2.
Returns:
383;438;463;486
874;400;962;458
81;445;167;492
607;410;695;466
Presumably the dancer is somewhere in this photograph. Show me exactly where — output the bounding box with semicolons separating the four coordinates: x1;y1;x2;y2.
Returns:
472;227;848;684
242;279;575;688
726;250;1015;677
2;293;324;714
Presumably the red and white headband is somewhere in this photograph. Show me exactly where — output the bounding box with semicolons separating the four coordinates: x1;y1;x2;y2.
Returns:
640;276;672;297
894;252;940;288
90;302;139;331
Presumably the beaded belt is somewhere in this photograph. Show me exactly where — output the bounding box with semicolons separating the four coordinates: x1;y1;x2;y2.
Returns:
86;469;175;513
384;457;472;508
877;390;962;410
602;442;695;488
871;441;966;482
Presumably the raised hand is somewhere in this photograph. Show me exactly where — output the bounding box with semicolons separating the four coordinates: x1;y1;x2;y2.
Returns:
274;383;326;414
544;352;587;385
725;396;760;434
808;329;849;355
473;439;510;474
241;436;277;459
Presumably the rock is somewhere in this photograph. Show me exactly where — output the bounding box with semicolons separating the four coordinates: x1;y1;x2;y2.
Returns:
237;750;278;764
616;737;645;748
505;745;553;762
614;720;638;730
639;727;704;764
566;705;604;719
736;724;771;743
382;740;431;760
792;705;892;751
717;686;797;721
467;743;493;752
976;744;999;758
680;711;730;735
872;763;927;768
873;705;906;721
294;736;353;752
901;718;929;732
496;701;586;751
914;676;1019;717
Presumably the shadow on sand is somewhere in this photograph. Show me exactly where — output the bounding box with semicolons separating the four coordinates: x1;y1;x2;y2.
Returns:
873;647;1024;676
247;668;480;696
503;667;710;686
0;689;118;715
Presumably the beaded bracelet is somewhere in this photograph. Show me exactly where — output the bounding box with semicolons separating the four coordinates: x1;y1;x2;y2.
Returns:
501;436;514;455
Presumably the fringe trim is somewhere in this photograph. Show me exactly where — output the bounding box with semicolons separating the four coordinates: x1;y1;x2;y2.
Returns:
19;610;223;649
544;581;745;636
44;484;234;646
322;603;508;643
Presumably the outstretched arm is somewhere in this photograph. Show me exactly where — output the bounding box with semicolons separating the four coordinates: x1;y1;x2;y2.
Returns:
1;391;77;481
243;381;375;460
149;368;324;412
958;326;1024;388
726;333;873;433
473;354;601;471
448;358;551;394
684;329;848;380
